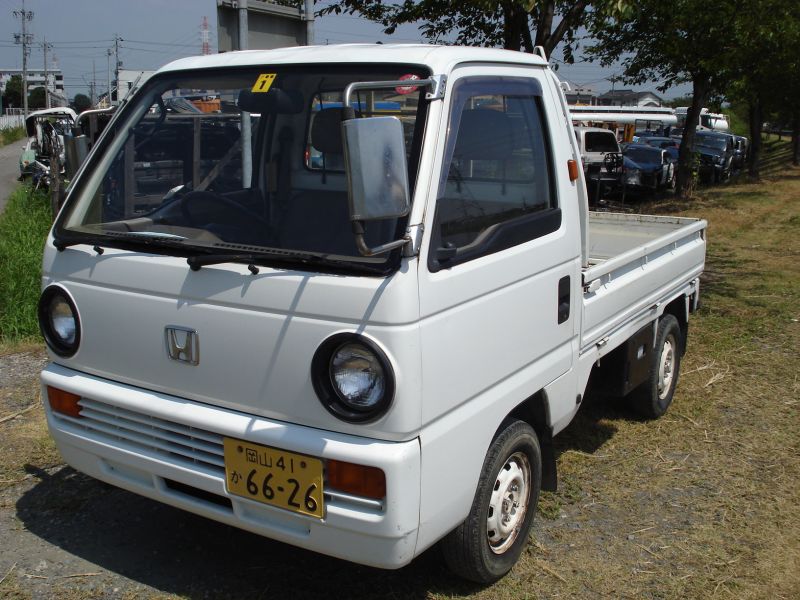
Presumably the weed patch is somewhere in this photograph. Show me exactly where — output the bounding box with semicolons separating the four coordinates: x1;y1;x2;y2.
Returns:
0;186;51;341
0;125;26;147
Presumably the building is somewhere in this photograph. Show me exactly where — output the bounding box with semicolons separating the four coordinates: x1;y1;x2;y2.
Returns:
597;89;664;107
0;67;67;108
97;69;156;106
563;83;598;106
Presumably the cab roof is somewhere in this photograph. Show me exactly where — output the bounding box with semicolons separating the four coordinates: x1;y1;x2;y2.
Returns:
158;44;549;75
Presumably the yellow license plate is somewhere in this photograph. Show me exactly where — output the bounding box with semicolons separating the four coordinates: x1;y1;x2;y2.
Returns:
223;438;324;519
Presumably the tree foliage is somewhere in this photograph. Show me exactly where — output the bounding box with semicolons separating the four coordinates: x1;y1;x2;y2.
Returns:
724;0;800;171
320;1;624;60
72;93;92;113
28;87;46;110
587;0;744;197
2;75;23;109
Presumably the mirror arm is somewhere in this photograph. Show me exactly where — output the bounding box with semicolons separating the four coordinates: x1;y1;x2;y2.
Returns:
352;220;410;257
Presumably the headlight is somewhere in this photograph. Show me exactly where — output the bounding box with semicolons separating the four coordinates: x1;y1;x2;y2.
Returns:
715;156;725;165
625;168;641;184
331;343;386;408
38;285;81;357
311;334;395;423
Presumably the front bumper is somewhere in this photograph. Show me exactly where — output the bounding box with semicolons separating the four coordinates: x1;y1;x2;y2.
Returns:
41;363;421;569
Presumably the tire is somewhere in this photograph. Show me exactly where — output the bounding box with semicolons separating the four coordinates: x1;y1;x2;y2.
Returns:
627;314;683;419
441;419;542;583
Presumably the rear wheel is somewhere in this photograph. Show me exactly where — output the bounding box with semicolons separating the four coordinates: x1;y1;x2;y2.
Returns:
627;314;683;419
441;419;541;583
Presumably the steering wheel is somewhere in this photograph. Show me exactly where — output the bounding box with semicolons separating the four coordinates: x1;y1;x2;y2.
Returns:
179;190;270;231
604;152;623;173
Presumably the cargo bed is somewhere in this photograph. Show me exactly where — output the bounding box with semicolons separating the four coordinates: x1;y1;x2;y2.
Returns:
581;212;707;351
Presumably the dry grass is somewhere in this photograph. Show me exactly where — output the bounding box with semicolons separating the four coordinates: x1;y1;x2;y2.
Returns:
0;168;798;599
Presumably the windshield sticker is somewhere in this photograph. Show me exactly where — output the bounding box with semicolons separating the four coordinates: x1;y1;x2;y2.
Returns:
252;73;277;93
395;74;420;95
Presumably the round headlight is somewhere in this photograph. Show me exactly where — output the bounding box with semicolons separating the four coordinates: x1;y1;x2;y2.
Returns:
38;286;81;357
330;343;386;410
311;334;395;423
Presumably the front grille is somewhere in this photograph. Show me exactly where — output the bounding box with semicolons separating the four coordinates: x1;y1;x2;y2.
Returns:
56;397;225;474
642;172;658;187
55;396;386;513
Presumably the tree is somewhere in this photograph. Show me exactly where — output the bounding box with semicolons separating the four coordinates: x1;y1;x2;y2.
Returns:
28;86;46;110
320;1;621;60
2;74;23;109
587;0;744;197
725;0;800;174
72;93;92;113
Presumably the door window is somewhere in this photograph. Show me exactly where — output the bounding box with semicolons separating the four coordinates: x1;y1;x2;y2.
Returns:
429;77;559;271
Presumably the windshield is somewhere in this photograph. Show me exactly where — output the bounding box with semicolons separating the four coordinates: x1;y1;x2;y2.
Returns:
625;147;661;163
56;65;429;273
696;136;728;152
584;131;619;153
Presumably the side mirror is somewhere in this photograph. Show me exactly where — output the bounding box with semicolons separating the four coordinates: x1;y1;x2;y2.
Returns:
342;116;411;256
342;116;410;221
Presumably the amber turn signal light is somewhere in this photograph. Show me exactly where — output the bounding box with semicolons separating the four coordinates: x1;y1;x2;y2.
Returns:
47;386;83;418
567;159;580;181
327;460;386;499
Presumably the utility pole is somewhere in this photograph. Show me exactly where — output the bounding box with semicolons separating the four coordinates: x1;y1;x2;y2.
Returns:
113;34;122;104
42;38;53;109
13;0;34;119
106;48;112;106
304;0;314;45
238;1;252;187
91;60;97;105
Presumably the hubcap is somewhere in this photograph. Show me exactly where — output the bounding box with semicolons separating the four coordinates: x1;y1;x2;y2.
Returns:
657;336;676;400
486;451;531;554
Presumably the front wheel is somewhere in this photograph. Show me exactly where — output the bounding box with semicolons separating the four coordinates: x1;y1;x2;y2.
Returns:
441;419;541;583
627;314;683;419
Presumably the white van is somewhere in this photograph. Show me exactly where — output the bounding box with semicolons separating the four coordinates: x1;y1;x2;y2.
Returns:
39;45;706;583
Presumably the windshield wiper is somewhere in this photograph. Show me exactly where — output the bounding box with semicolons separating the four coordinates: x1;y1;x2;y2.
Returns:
186;249;376;273
53;230;188;251
187;249;336;272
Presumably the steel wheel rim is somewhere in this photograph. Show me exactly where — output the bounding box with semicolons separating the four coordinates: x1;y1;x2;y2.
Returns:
486;451;531;555
658;335;676;400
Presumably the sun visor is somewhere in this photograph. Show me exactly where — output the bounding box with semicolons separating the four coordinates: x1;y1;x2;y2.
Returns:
237;88;303;114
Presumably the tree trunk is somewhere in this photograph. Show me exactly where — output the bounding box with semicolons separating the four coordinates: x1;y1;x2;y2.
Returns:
676;79;708;199
501;2;526;51
792;112;800;167
748;97;763;179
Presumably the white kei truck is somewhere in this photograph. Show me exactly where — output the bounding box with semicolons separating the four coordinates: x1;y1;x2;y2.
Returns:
38;45;707;583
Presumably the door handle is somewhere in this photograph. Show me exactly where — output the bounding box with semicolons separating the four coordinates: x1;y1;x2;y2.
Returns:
558;275;570;324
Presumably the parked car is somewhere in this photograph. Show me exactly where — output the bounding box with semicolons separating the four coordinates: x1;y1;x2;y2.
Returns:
623;144;675;191
640;136;680;162
573;126;624;202
39;45;707;584
732;135;749;171
694;130;733;182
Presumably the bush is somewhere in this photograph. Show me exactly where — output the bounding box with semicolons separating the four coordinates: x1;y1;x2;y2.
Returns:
0;185;52;341
0;125;27;147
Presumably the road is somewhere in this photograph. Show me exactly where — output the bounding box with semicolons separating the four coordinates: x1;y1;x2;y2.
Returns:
0;139;22;214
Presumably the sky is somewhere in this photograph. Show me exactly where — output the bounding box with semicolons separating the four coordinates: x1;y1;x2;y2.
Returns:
0;0;691;102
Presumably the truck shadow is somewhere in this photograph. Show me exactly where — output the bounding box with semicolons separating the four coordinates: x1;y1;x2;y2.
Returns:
15;395;626;599
14;465;478;599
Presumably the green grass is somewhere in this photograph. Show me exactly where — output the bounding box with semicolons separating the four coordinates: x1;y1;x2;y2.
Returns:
0;125;27;147
0;185;51;341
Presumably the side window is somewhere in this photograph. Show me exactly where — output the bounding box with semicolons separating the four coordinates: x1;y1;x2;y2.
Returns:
429;77;559;271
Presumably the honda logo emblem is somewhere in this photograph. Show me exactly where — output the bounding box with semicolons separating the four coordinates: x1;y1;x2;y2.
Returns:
165;326;199;365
